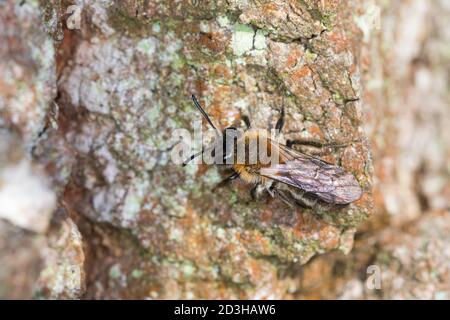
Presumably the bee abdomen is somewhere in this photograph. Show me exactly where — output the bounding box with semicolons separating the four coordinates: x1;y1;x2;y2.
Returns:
233;164;266;184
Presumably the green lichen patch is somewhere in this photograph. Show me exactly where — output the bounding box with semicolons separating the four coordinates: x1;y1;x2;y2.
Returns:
231;23;255;56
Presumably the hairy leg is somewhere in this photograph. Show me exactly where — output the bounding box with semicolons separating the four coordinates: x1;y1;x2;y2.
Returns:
250;183;267;201
275;105;285;134
286;137;362;156
241;115;251;129
273;189;295;208
286;137;362;149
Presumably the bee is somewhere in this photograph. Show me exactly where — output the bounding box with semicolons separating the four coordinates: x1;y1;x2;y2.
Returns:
183;95;363;209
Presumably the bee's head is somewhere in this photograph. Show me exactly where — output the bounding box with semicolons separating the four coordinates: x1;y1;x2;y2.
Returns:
183;95;242;166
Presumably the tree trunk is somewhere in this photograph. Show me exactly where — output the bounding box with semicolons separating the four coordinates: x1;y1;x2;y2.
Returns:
0;0;448;299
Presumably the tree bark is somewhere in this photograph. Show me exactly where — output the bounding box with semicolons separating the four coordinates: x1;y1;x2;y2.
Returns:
1;0;448;299
48;0;372;299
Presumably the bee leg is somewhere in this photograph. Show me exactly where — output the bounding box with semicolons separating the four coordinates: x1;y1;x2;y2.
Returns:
286;138;354;157
213;171;239;191
250;183;266;201
296;197;317;209
274;189;295;208
286;138;361;149
305;196;318;208
266;186;275;198
319;202;337;212
241;115;251;129
275;105;285;134
289;191;319;209
250;185;256;200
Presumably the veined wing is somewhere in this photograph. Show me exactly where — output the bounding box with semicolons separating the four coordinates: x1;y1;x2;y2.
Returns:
260;140;363;204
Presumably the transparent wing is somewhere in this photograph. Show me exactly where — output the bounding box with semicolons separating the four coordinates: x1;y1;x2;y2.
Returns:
260;140;363;204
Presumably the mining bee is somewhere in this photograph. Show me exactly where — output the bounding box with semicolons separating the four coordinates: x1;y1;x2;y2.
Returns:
183;95;363;209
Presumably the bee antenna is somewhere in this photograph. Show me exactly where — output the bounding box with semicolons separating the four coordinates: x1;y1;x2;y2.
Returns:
182;145;214;167
191;95;220;136
182;149;204;167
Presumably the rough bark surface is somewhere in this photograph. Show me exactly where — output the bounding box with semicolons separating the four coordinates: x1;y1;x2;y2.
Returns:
0;0;448;300
285;0;450;300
